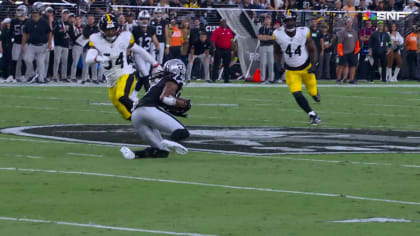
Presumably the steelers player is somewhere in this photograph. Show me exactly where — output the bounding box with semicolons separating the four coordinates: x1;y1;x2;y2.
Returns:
85;14;161;120
273;11;321;125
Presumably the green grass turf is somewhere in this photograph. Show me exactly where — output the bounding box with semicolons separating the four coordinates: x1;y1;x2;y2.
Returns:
0;83;420;236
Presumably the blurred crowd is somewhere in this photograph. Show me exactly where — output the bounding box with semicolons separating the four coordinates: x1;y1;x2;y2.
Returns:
0;0;419;83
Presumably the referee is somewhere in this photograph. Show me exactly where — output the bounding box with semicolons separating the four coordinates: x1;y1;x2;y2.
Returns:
21;6;52;83
210;19;234;83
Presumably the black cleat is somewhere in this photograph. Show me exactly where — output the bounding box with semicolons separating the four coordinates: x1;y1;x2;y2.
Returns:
312;91;321;103
134;147;169;158
309;113;321;125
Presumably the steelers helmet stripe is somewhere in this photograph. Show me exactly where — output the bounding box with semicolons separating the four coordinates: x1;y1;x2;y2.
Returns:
106;14;112;25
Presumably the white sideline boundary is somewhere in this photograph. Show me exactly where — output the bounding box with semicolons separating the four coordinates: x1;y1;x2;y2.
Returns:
2;83;420;88
0;217;217;236
67;152;103;158
1;167;420;206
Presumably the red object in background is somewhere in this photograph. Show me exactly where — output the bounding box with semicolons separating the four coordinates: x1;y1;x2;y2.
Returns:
253;69;261;83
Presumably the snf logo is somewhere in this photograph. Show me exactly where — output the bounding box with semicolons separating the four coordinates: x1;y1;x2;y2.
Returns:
362;11;408;21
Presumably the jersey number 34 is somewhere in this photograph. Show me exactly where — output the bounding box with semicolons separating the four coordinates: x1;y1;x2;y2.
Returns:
285;44;302;58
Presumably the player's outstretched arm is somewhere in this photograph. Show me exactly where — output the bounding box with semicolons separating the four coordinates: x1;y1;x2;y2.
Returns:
130;43;158;66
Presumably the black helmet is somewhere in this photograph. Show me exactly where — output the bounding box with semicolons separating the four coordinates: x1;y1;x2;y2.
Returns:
284;10;297;32
99;14;120;41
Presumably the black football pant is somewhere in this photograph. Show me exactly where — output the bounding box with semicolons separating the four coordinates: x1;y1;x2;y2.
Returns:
406;51;418;80
373;52;387;82
212;48;231;82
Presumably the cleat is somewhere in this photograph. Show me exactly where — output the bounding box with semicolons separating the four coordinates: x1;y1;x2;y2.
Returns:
312;91;321;103
134;147;169;158
309;113;321;125
28;74;39;83
161;139;188;155
336;79;342;84
120;146;135;160
61;79;70;83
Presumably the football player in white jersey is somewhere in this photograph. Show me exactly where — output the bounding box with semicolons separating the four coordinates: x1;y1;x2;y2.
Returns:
273;11;321;125
85;14;161;120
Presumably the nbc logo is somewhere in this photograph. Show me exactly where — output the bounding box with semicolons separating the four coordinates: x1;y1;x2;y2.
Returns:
362;11;408;21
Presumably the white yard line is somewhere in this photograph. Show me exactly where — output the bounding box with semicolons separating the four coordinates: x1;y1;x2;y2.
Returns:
2;154;42;159
67;152;103;158
0;105;115;114
330;217;412;223
1;167;419;206
0;217;216;236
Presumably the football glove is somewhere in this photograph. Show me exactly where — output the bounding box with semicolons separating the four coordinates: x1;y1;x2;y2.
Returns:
308;62;318;74
166;99;191;118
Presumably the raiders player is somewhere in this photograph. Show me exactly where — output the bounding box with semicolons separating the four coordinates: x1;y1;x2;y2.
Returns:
130;10;160;100
273;11;321;125
85;14;162;120
121;59;191;159
150;8;168;65
10;5;28;82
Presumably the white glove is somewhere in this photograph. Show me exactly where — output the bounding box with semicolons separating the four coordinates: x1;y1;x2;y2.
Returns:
95;55;110;63
151;64;163;74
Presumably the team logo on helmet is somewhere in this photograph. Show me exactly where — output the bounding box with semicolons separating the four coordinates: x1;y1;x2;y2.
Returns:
163;59;186;85
99;14;120;41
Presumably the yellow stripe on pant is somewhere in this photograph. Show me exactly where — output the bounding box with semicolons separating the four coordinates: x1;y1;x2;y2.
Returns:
285;64;318;96
108;74;136;120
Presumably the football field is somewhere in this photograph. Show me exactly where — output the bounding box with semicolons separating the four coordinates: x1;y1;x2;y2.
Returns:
1;81;420;236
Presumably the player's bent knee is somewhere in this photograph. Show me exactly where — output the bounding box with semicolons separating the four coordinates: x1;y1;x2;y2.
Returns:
170;129;190;141
292;91;304;99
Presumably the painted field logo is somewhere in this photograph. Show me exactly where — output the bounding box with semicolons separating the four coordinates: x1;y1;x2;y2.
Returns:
3;125;420;155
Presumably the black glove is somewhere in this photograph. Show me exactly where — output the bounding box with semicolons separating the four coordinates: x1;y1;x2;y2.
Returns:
166;99;191;118
308;62;319;74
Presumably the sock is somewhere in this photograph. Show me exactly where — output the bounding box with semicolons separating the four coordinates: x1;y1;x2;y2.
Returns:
393;67;400;81
378;67;382;81
386;68;392;81
308;111;316;116
293;91;312;114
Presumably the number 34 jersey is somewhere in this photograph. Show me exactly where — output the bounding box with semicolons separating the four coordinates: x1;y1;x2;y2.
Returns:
89;31;135;87
273;27;310;69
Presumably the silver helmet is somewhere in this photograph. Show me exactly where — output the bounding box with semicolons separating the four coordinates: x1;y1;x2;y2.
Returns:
154;8;163;19
138;10;151;27
16;5;28;17
163;59;186;85
32;2;46;14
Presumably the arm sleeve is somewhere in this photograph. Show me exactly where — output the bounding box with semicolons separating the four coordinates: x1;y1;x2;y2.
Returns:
131;43;158;65
85;48;98;65
210;28;217;42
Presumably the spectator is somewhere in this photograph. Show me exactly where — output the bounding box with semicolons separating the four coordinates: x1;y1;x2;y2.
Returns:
184;0;201;8
319;24;336;79
186;30;211;82
81;14;99;83
42;6;54;81
404;0;418;12
386;23;403;82
69;15;84;82
0;18;12;82
369;21;391;82
21;5;53;83
210;18;234;83
124;12;136;32
142;0;156;6
258;15;275;83
309;18;322;77
241;0;257;8
358;19;375;81
169;0;183;7
165;18;183;61
336;17;359;84
10;5;28;82
180;19;191;66
90;0;107;16
53;9;71;82
405;24;418;81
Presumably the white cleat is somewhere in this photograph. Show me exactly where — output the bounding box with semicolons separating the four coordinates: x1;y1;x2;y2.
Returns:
161;139;188;155
120;146;135;160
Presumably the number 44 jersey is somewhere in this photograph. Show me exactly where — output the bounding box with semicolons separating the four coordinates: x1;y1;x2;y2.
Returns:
273;27;310;70
89;31;135;87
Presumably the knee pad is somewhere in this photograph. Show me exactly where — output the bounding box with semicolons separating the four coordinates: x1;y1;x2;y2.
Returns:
170;129;190;141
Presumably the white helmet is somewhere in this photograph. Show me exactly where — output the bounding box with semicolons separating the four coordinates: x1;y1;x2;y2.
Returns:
163;59;186;85
138;10;151;27
16;5;28;17
154;8;163;19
